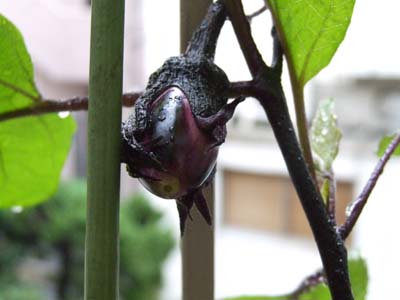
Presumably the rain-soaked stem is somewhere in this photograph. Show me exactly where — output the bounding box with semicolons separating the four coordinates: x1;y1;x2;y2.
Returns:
85;0;125;299
224;1;353;299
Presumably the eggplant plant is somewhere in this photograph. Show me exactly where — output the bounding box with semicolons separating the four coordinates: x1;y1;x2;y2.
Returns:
0;0;399;300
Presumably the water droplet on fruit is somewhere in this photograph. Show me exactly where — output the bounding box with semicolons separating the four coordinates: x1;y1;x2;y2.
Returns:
158;109;166;121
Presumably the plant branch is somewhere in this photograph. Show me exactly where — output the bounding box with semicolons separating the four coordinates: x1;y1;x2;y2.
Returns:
246;5;268;22
226;80;257;98
339;132;400;240
224;1;353;299
291;133;400;299
0;92;141;123
223;0;267;77
289;270;325;299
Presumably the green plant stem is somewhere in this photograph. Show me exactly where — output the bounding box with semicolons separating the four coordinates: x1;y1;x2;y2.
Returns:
85;0;125;299
292;83;317;182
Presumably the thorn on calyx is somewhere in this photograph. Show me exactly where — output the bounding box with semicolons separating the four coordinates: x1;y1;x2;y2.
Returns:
176;189;213;236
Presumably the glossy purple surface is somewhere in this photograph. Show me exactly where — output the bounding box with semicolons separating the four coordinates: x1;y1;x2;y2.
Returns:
138;87;218;199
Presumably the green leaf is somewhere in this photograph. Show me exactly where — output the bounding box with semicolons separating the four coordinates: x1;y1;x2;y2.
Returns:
224;257;368;300
299;257;368;300
311;99;342;172
0;14;39;113
300;257;368;300
299;283;330;300
266;0;355;87
0;15;76;208
349;256;368;300
377;134;400;157
0;115;76;208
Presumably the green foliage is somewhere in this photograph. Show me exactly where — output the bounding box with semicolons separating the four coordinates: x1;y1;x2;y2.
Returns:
0;15;38;112
0;180;175;300
299;257;368;300
311;98;342;172
0;14;76;208
377;134;400;157
266;0;356;87
224;257;368;300
0;282;45;300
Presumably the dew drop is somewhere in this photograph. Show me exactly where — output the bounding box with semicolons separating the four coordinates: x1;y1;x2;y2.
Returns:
11;206;23;214
58;111;70;119
158;109;166;121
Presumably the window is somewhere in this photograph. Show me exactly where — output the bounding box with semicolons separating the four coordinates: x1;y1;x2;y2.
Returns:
223;170;353;239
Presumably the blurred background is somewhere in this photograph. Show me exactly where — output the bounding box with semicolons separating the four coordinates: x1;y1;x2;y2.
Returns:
0;0;399;299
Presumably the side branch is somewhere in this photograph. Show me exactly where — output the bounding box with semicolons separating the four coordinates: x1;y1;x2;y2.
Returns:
0;92;141;122
339;132;400;240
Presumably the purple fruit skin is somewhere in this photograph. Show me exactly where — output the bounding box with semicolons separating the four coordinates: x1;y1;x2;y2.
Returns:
138;87;218;199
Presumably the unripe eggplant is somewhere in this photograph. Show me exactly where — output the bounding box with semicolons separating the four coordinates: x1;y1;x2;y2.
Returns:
121;2;243;234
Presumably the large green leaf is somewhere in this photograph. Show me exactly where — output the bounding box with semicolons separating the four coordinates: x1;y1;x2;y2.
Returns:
0;15;76;208
0;14;39;113
267;0;355;87
311;98;342;173
377;134;400;157
224;257;368;300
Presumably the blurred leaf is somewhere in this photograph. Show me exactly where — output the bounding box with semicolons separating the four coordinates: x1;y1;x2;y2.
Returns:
0;183;175;300
0;15;76;208
224;257;368;300
299;283;330;300
349;256;368;300
0;282;45;300
311;99;342;172
299;257;368;300
376;134;400;157
266;0;355;87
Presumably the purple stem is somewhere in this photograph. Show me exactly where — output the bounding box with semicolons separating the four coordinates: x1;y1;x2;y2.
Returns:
339;132;400;240
0;92;141;122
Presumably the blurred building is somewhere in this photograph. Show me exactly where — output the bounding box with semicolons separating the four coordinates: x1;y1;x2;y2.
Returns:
1;0;399;300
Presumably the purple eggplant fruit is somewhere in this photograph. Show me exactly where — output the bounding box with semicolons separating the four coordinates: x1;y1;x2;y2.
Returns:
121;1;243;234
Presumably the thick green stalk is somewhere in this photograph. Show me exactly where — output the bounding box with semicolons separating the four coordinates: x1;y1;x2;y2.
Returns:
85;0;125;300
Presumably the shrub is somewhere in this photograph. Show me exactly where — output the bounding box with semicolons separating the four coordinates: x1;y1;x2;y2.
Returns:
0;180;174;300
